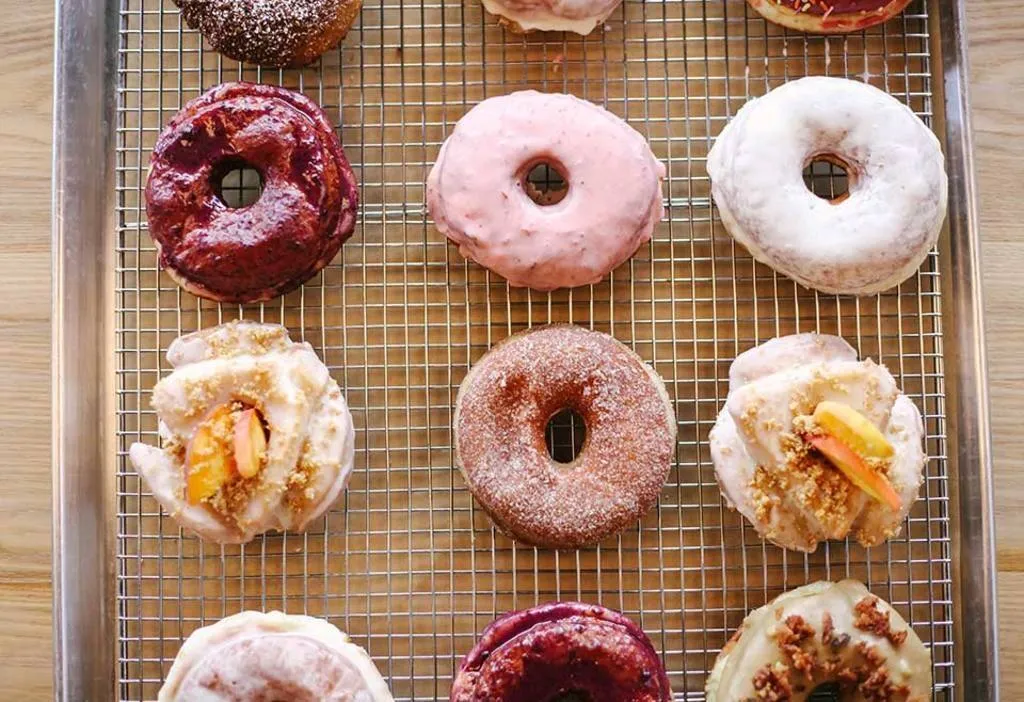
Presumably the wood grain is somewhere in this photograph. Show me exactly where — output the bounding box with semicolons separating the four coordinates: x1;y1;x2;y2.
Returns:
0;0;1020;698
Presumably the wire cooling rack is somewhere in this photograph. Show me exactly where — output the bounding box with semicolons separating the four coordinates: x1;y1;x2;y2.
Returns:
113;0;953;698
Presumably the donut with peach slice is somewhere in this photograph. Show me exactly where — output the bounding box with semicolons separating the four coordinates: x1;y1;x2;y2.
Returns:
709;333;926;552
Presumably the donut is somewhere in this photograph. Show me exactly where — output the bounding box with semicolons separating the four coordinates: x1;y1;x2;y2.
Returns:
707;76;947;296
480;0;623;34
173;0;362;67
454;325;676;548
427;91;665;291
146;82;358;303
709;334;925;552
159;611;394;701
746;0;914;34
128;321;356;543
451;602;672;701
706;580;932;701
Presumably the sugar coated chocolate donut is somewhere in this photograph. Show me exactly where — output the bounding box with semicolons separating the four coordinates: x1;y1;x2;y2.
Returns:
707;77;946;295
454;325;676;548
451;602;672;701
427;91;665;291
173;0;363;68
746;0;914;34
146;82;358;304
706;581;932;701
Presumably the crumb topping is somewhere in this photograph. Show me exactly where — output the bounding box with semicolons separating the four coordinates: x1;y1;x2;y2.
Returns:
854;597;908;647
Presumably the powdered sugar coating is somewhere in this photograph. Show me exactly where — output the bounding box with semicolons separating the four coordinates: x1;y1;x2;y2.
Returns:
174;0;362;68
454;325;676;548
427;91;665;291
707;77;947;295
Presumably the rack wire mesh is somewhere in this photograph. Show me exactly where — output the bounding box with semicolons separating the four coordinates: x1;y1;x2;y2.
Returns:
114;0;954;698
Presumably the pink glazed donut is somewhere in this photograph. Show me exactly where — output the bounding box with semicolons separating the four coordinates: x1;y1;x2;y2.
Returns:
426;91;665;291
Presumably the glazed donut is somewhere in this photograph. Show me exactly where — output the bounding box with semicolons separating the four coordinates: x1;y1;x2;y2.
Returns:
173;0;362;67
427;91;665;291
707;76;947;296
454;325;676;548
746;0;914;34
480;0;623;34
159;611;393;701
128;321;355;544
709;334;925;552
706;580;932;701
146;82;358;303
451;602;672;701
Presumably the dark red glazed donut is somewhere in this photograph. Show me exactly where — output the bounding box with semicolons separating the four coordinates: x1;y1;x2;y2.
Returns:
145;82;358;303
746;0;914;33
450;602;672;702
454;325;676;549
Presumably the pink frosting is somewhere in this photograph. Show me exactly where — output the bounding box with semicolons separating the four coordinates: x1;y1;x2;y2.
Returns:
426;91;665;291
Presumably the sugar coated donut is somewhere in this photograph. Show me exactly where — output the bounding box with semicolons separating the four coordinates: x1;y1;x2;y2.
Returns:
146;82;358;303
427;91;665;291
454;325;676;548
159;611;394;701
746;0;914;34
709;334;925;552
707;76;947;296
451;602;672;701
480;0;623;34
706;580;932;701
173;0;363;67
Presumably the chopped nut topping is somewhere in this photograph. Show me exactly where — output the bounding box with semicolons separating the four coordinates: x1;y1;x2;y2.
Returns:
854;596;908;647
752;662;792;701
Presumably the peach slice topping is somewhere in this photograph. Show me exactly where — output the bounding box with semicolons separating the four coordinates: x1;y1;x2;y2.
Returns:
813;400;894;458
185;404;236;505
234;408;267;479
807;434;902;512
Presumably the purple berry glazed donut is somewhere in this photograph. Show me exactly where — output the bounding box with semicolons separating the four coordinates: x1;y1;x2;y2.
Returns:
453;325;677;549
450;602;672;702
145;82;358;304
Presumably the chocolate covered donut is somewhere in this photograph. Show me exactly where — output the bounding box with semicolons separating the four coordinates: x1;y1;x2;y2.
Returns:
146;82;358;303
454;325;676;549
450;602;672;702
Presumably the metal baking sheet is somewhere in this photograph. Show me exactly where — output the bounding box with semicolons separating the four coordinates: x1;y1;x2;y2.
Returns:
51;0;999;699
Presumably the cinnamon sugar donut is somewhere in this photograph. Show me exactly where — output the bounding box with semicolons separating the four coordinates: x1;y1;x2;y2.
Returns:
451;602;672;701
159;611;393;701
746;0;914;34
707;77;946;295
706;580;932;701
453;325;676;549
146;82;358;303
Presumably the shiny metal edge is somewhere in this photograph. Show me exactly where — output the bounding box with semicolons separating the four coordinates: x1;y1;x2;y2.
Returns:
51;0;118;698
932;1;1001;699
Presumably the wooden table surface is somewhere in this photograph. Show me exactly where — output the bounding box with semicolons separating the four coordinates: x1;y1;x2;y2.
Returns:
1;1;1020;698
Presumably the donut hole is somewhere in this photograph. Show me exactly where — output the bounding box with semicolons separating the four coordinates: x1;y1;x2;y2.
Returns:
802;155;853;204
212;158;264;209
545;408;586;464
552;693;590;702
808;682;841;700
523;161;569;206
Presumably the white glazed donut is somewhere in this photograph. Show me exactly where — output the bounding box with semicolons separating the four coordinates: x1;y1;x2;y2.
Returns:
707;76;947;296
480;0;622;34
427;91;665;291
129;321;355;543
159;611;394;701
709;333;925;552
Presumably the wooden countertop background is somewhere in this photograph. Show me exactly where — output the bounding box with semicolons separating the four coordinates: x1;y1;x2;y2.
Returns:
1;0;1019;697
